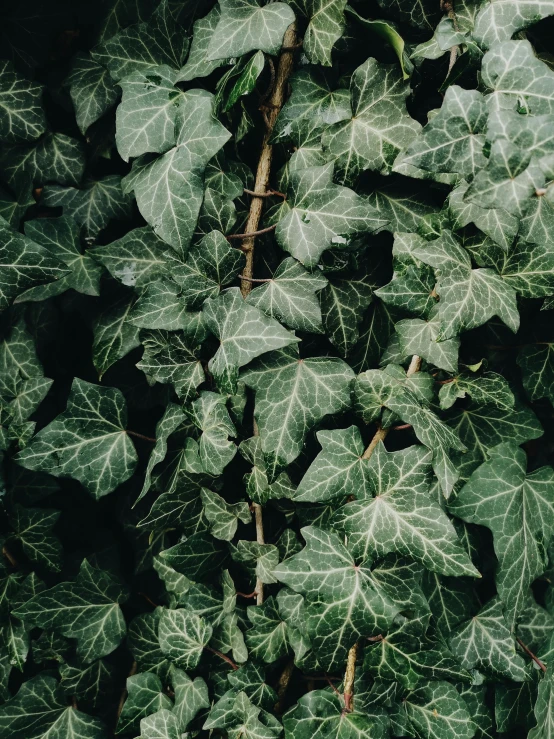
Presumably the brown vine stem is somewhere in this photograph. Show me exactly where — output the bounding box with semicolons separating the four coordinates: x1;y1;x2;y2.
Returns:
441;0;460;76
344;355;422;712
2;545;18;569
517;637;547;673
275;658;295;713
239;22;297;297
126;430;156;443
205;645;239;670
238;23;298;610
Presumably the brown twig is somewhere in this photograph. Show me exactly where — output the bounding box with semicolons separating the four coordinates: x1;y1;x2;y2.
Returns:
239;23;297;297
392;423;412;431
275;659;295;713
227;224;277;241
2;545;17;569
238;275;273;283
205;645;239;670
139;592;158;608
236;590;258;598
326;674;341;696
517;637;547;673
253;501;265;606
127;430;156;443
345;355;422;710
115;661;137;727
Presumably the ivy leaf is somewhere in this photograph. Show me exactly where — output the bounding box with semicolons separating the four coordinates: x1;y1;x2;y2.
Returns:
403;680;475;739
0;61;46;144
283;690;387;738
137;330;205;401
449;596;528;681
450;442;554;627
203;287;298;394
159;609;213;669
161;532;227;581
333;443;479;577
19;216;103;300
529;672;554;739
473;0;554;48
138;708;180;739
42;175;133;243
116;66;190;162
117;672;173;735
171;666;210;732
246;257;327;333
15;377;138;499
414;231;520;339
129;279;201;332
59;657;117;709
0;217;69;311
482;40;554;115
0;674;106;739
294;425;368;503
395;311;460;373
128;610;172;681
323;58;421;183
272;67;351;141
136;402;185;503
12;559;128;662
201;488;251;540
245;596;288;662
122;90;230;255
204;690;282;739
439;370;515;411
499;241;554;299
207;0;295;60
274;526;399;669
177;6;227;82
320;270;375;356
396;87;487;181
66;52;119;134
363;618;472;689
92;294;141;378
8;506;62;572
376;263;436;319
518;344;554;406
91;1;189;82
187;391;238;476
0;133;85;191
223;51;266;112
232;540;280;585
377;0;440;30
276;162;386;267
243;345;354;476
294;0;347;66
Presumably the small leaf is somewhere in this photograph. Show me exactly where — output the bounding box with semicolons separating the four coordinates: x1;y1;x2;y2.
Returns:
159;608;213;670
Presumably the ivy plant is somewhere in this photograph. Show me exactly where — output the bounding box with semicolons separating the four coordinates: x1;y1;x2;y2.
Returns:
0;1;554;738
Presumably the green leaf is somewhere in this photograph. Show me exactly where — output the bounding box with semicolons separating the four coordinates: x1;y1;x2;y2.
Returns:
347;8;413;79
333;443;479;576
128;610;172;681
161;532;227;581
207;0;295;60
138;708;180;739
276;162;386;267
59;657;116;708
246;256;327;333
129;279;202;331
482;40;554;115
204;690;282;739
243;345;354;476
439;370;515;411
283;690;387;738
1;133;85;191
187;391;238;475
395;311;460;373
0;61;46;144
19;216;102;300
137;329;205;400
136;402;185;503
177;6;228;82
66;52;119;134
499;241;554;299
0;674;106;739
12;559;128;662
15;377;138;498
376;0;440;30
0;217;69;311
295;0;347;66
396;87;487;181
274;526;399;669
245;596;288;662
323;58;421;182
42;175;133;243
223;51;265;112
171;666;210;731
91;1;189;82
449;596;528;681
203;287;299;394
363;618;472;689
122;90;230;255
450;442;554;627
529;672;554;739
92;294;141;378
8;506;62;572
320;270;374;356
518;343;554;406
473;0;554;48
201;488;250;540
403;680;475;739
159;608;213;669
117;672;173;735
414;231;520;339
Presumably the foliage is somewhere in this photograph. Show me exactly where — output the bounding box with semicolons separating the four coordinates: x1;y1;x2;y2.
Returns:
0;1;553;738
